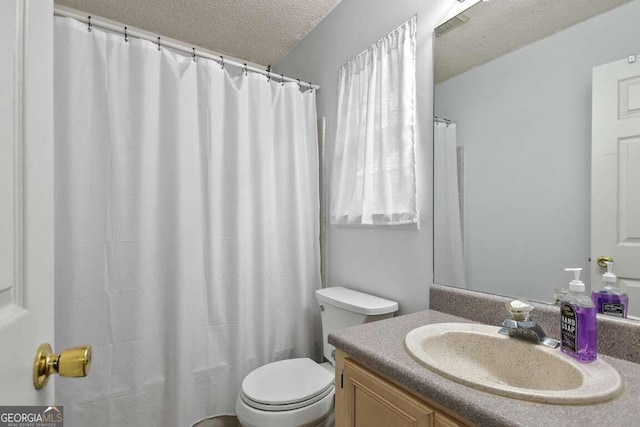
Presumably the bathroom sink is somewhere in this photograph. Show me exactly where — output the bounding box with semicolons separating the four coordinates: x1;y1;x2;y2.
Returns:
404;323;623;404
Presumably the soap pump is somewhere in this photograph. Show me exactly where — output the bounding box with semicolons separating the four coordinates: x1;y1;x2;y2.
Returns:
560;268;597;362
592;261;628;318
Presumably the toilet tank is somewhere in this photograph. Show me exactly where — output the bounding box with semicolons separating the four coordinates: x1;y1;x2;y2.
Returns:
315;287;398;366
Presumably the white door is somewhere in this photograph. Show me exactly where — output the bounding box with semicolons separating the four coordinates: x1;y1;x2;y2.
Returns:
592;56;640;319
0;0;55;404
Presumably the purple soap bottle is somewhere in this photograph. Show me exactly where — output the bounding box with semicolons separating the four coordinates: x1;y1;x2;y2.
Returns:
560;268;597;362
592;261;628;318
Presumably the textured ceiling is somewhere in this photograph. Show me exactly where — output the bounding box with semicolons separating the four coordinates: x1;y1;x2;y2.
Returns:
54;0;342;66
435;0;633;83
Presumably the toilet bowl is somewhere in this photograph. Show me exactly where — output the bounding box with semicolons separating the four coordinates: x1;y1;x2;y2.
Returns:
235;358;335;427
235;287;398;427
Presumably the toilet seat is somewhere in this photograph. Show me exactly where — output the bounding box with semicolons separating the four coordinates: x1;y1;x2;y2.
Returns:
240;358;334;412
240;384;334;412
236;387;334;427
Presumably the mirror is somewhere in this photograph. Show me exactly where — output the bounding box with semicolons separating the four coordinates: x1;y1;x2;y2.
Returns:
433;0;640;320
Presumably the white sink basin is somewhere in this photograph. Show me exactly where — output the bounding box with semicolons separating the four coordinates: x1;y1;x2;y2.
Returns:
404;323;623;404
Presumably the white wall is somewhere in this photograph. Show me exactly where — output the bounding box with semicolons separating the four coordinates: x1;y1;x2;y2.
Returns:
275;0;478;314
435;1;640;302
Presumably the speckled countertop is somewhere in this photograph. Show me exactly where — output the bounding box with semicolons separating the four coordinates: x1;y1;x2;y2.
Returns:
329;309;640;427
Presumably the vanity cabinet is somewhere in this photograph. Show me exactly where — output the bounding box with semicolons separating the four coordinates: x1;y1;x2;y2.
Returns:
335;350;472;427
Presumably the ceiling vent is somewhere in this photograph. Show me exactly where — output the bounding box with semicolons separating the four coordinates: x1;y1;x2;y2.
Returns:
435;14;470;37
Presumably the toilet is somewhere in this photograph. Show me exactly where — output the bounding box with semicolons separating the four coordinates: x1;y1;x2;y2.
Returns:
235;286;399;427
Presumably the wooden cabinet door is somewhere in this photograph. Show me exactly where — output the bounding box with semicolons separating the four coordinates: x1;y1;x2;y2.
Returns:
342;358;435;427
435;412;465;427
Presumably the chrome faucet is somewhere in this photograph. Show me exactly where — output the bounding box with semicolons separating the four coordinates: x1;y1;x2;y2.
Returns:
498;300;560;349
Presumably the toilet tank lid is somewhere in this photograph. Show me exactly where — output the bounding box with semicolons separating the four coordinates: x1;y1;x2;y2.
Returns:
315;287;399;315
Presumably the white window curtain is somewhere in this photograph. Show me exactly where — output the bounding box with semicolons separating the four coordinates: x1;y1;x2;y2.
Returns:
54;17;321;426
330;16;417;226
434;122;467;287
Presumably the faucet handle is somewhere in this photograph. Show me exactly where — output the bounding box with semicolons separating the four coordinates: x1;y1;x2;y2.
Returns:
505;300;534;321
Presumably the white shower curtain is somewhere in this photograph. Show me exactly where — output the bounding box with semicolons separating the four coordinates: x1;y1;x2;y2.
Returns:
54;17;321;426
434;122;467;287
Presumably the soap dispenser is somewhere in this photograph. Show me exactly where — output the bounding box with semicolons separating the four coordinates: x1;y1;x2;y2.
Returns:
592;261;628;318
560;268;597;362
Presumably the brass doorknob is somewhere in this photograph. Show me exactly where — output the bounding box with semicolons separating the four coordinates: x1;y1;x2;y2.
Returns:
33;343;92;390
596;255;614;268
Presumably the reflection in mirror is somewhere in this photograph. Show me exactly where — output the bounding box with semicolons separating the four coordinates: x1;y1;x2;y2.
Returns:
433;0;640;320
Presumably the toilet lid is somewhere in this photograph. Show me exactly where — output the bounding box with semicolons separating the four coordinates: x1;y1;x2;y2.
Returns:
241;358;334;406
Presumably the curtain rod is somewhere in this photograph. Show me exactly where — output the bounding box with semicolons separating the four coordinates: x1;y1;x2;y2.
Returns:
53;5;320;91
434;116;452;125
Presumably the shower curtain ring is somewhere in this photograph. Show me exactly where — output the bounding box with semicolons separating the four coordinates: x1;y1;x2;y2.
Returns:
87;16;92;32
124;27;128;43
157;36;161;51
192;48;196;62
220;56;224;69
243;63;248;77
281;74;285;86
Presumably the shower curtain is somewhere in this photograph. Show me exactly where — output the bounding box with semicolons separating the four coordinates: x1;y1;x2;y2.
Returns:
54;17;321;426
434;122;467;287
